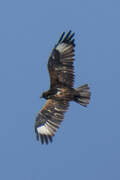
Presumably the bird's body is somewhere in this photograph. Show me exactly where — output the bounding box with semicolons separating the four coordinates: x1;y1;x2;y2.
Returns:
41;87;75;101
35;31;91;144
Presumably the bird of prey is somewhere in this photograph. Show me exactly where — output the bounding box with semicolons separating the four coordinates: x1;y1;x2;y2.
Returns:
35;30;91;144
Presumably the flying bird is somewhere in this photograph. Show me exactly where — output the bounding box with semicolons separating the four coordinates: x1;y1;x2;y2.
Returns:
35;30;91;144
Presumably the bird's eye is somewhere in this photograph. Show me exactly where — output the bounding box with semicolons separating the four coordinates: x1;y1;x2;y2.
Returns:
52;55;55;59
47;95;50;99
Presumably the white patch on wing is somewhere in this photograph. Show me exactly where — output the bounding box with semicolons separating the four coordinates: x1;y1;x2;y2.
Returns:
56;91;61;95
56;43;67;53
54;107;65;112
37;125;51;135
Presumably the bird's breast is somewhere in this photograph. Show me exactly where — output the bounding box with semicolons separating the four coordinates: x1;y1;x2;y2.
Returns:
53;88;74;101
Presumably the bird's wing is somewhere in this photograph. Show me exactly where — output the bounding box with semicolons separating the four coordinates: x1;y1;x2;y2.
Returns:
48;30;75;89
35;99;69;144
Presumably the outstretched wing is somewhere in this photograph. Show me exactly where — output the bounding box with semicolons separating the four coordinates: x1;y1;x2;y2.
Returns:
48;30;75;89
35;99;69;144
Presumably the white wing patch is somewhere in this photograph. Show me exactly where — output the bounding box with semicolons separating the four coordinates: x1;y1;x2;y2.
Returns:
56;43;68;53
56;91;61;95
37;125;51;135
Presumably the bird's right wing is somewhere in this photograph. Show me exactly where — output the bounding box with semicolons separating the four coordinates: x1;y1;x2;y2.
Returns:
35;99;69;144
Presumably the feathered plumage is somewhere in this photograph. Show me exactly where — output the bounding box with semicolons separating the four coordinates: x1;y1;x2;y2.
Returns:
35;30;91;144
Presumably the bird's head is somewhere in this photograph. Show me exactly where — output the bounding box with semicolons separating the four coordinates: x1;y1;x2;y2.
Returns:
40;90;52;99
40;89;57;99
40;92;48;99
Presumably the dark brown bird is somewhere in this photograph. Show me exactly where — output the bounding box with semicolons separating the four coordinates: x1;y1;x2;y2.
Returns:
35;30;91;144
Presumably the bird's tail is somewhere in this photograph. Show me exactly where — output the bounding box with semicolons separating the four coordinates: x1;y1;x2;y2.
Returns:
74;84;91;107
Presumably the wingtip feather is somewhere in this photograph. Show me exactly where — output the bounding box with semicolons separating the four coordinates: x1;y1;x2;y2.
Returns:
57;30;75;46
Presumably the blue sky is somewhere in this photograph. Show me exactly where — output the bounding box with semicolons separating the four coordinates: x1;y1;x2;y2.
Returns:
0;0;120;179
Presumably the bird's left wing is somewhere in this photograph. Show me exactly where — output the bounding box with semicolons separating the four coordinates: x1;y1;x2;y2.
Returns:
48;30;75;89
35;99;69;144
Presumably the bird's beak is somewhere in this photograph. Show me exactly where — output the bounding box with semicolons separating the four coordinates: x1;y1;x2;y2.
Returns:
40;94;43;98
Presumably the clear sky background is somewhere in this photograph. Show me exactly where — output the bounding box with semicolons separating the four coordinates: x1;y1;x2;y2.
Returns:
0;0;120;179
